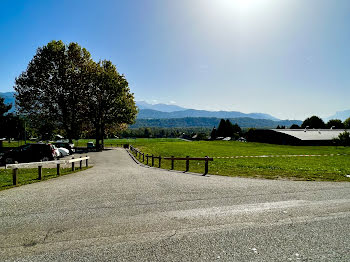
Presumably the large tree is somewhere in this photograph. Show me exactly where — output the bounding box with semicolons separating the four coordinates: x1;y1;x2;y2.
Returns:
301;116;325;129
87;60;137;149
14;40;93;142
326;119;344;129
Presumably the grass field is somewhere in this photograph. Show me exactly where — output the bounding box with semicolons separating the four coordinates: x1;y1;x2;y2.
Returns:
3;138;350;181
121;138;350;182
0;167;90;191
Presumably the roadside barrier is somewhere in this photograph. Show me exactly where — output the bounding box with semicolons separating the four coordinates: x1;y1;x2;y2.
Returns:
214;153;349;159
129;146;213;175
6;156;90;186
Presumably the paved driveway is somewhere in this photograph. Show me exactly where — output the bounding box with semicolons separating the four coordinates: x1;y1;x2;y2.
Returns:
0;149;349;261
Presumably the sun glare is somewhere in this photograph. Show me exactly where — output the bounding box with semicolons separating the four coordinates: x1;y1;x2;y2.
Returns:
215;0;272;17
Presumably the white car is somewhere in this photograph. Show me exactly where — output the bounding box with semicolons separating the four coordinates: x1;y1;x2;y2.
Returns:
51;145;60;159
57;147;70;157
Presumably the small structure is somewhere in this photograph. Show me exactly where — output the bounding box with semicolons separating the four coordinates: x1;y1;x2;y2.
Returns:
248;129;346;146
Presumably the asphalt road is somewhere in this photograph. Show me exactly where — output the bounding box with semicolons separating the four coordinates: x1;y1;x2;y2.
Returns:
0;148;349;261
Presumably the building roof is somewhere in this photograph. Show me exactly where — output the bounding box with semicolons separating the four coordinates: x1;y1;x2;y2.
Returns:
271;129;346;141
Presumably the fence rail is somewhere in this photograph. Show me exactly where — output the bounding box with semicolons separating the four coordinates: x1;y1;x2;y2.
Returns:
6;156;90;186
129;146;213;175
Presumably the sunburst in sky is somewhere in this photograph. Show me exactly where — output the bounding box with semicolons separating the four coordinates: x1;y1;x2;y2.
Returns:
0;0;349;119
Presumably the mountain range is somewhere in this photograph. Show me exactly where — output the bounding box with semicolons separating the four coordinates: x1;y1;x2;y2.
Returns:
136;101;280;121
4;92;347;128
324;110;350;122
136;101;185;112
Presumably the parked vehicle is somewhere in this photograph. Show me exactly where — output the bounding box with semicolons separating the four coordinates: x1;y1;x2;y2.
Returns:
57;147;70;157
52;145;60;159
0;143;56;165
53;142;75;154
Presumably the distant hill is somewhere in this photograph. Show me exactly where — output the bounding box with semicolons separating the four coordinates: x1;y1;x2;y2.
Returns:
136;101;186;112
0;92;293;124
137;109;280;121
325;110;350;122
0;91;15;113
131;117;302;129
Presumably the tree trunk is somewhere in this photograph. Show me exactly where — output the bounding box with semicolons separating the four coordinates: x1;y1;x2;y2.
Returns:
101;122;105;150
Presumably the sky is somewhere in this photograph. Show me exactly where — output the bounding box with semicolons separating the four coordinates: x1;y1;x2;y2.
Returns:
0;0;349;120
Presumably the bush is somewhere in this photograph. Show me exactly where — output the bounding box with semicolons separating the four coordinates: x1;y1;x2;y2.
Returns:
334;131;350;146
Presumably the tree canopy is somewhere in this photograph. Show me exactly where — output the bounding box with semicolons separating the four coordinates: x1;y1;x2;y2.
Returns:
326;119;344;129
301;116;325;129
216;119;242;138
14;40;137;146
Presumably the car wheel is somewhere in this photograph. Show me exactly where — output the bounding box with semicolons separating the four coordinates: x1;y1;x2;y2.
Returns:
5;158;14;164
41;156;50;162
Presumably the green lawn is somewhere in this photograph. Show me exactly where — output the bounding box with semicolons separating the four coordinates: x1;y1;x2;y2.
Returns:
0;167;90;191
3;138;350;181
125;139;350;182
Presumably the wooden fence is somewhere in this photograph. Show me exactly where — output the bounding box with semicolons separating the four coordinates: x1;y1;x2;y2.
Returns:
129;146;213;175
6;156;90;186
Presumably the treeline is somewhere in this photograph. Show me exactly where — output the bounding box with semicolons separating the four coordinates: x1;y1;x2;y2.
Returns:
132;117;302;129
120;127;212;139
277;115;350;129
121;119;243;140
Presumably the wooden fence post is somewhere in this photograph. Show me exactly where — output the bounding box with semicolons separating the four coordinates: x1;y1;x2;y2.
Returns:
152;155;154;167
158;156;161;168
86;155;89;167
57;163;60;176
146;154;149;165
143;153;144;162
72;157;75;171
38;165;43;180
80;158;83;170
186;156;190;172
204;156;209;175
171;156;174;170
12;168;18;185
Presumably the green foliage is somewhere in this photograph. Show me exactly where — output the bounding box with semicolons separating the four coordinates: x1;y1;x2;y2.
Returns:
87;60;137;148
0;98;24;140
334;131;350;146
290;124;300;129
210;127;217;140
301;116;325;129
344;117;350;129
326;119;344;129
132;117;302;129
216;119;226;137
0;96;12;117
120;127;211;139
216;119;242;138
15;40;92;141
14;41;137;146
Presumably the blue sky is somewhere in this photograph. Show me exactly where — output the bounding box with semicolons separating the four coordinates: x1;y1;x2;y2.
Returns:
0;0;349;120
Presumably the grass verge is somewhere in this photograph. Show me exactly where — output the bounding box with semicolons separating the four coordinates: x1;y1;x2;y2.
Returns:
0;166;91;191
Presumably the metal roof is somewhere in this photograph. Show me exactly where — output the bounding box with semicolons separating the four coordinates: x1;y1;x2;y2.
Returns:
271;129;346;141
